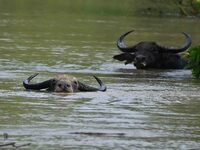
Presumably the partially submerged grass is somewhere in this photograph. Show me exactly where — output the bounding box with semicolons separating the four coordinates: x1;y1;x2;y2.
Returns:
188;45;200;79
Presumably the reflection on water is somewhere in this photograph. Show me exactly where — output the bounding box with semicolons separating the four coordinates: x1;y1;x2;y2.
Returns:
1;0;200;149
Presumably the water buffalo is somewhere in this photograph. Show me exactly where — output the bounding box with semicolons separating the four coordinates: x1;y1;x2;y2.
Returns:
113;30;192;69
23;73;106;93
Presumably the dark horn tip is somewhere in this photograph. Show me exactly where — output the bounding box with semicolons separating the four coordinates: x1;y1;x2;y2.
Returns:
28;73;39;80
93;76;107;92
119;30;134;40
182;32;192;41
24;73;39;84
182;32;190;36
182;32;192;48
126;29;134;34
182;32;192;38
23;73;39;89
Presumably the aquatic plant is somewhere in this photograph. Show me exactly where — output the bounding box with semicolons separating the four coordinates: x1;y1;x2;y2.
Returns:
188;45;200;78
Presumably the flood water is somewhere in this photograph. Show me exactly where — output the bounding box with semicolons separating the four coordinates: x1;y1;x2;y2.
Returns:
1;0;200;149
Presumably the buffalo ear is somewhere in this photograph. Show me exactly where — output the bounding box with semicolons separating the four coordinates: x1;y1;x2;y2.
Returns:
113;53;135;64
71;81;79;92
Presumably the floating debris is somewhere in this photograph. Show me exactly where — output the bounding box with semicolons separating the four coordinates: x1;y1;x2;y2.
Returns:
0;133;31;149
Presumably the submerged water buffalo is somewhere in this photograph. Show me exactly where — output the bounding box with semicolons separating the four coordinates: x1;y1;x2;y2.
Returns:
113;30;192;69
23;73;106;93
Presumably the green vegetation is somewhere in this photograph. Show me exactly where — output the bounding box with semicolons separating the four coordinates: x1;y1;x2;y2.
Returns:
176;0;200;16
0;0;200;17
192;0;200;13
188;45;200;79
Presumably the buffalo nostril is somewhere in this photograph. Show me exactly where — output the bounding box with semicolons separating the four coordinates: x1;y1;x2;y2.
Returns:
64;84;70;89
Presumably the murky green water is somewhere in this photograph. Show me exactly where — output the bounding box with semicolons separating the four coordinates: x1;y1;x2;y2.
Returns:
1;0;200;149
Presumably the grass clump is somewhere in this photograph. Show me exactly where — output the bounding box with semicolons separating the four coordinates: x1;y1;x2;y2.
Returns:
188;45;200;79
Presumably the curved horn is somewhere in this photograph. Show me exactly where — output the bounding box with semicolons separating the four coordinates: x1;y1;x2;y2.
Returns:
78;76;106;92
23;73;52;90
117;30;137;52
157;32;192;53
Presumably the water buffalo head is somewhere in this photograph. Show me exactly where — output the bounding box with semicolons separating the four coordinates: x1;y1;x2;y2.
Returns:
113;30;192;69
23;73;106;93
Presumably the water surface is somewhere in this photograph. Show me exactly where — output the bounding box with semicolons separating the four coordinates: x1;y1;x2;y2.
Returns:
0;1;200;149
